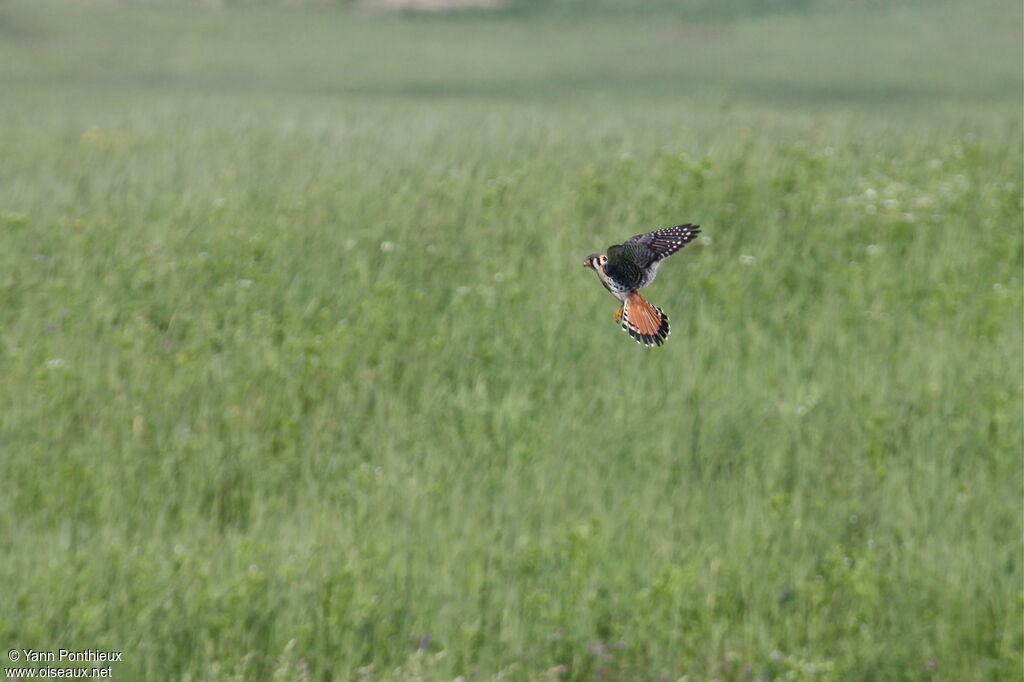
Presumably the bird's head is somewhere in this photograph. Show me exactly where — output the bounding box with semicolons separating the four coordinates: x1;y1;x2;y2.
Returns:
583;253;608;269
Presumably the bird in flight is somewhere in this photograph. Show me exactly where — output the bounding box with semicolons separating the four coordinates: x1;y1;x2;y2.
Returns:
583;223;701;347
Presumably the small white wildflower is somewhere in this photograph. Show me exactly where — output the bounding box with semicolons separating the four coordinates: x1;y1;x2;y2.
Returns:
46;358;65;369
380;241;394;252
901;213;916;223
796;405;808;417
198;251;209;260
911;195;933;208
864;188;877;200
344;239;356;250
884;199;900;210
212;197;226;208
699;235;712;246
824;146;835;156
929;159;943;170
849;514;859;523
739;254;755;265
993;283;1006;294
866;244;882;256
237;279;253;288
493;272;505;282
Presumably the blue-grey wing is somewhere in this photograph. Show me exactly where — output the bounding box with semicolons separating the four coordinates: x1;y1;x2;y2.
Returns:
604;244;647;290
624;224;701;261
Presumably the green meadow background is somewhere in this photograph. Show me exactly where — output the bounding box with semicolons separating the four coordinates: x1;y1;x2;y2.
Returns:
1;0;1021;680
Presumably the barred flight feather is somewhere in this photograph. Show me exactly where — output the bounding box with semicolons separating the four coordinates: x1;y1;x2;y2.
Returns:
621;292;670;347
625;224;701;260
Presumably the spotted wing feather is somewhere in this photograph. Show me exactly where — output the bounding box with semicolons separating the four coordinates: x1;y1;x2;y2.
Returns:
624;224;701;262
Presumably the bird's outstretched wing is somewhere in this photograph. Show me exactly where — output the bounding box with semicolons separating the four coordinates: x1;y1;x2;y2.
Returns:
624;224;701;262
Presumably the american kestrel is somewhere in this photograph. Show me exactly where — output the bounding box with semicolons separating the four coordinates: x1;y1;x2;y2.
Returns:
583;223;701;347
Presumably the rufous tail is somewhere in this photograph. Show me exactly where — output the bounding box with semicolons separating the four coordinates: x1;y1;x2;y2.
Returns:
620;292;670;347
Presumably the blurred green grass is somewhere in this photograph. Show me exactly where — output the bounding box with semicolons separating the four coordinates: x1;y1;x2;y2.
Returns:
0;1;1020;109
0;1;1021;680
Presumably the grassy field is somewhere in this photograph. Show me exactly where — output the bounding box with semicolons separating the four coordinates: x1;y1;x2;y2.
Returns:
0;1;1021;680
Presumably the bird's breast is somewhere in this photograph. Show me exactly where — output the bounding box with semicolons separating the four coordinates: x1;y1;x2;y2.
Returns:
596;268;631;301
